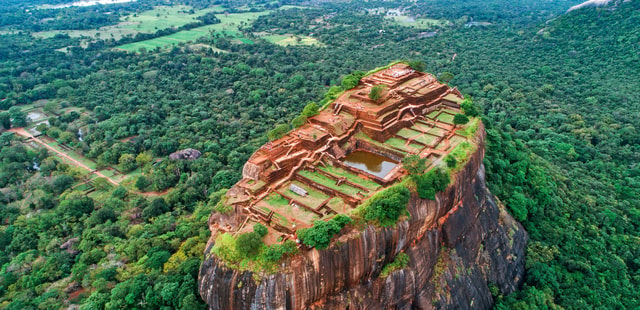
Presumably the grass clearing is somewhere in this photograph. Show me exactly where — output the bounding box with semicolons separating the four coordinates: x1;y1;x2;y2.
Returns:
458;117;480;137
449;135;466;147
97;169;116;178
116;9;278;51
326;197;346;213
44;140;98;170
73;182;94;192
446;141;476;172
120;5;224;32
271;211;291;227
32;5;225;40
246;179;267;192
264;192;290;209
413;134;439;146
280;181;328;209
387;15;449;29
384;137;417;153
259;34;323;46
449;141;473;159
259;193;320;226
409;142;425;150
58;106;88;115
298;170;362;196
426;110;440;118
396;128;422;140
436;112;455;124
1;102;40;113
427;126;447;136
120;168;142;181
318;164;380;191
354;132;409;155
87;189;111;200
412;122;434;132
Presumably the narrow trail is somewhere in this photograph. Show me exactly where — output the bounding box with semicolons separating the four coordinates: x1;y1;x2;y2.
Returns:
9;127;120;186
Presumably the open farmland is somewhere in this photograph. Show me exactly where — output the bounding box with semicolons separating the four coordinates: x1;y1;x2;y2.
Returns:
116;9;283;51
386;15;450;29
32;5;224;40
259;34;323;46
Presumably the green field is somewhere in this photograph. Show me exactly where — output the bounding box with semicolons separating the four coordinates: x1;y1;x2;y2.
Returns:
459;118;480;137
73;182;94;192
280;181;329;209
97;169;117;178
396;128;422;140
413;134;438;146
264;192;290;209
58;106;88;115
33;5;224;40
386;15;449;29
120;5;224;32
326;197;346;213
260;34;323;46
45;140;98;170
436;112;455;124
317;164;380;190
1;101;41;113
447;141;475;170
412;121;433;132
384;137;418;153
116;10;279;52
261;192;320;225
427;126;447;136
270;210;290;227
426;110;440;118
449;135;467;147
298;170;363;196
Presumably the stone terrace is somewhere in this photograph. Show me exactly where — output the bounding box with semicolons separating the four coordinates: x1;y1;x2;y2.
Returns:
220;63;470;243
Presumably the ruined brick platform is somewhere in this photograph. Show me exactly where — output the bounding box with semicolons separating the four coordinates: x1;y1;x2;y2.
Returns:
218;63;470;242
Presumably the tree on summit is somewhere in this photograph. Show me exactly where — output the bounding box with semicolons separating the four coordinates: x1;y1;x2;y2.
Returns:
453;114;469;127
369;85;386;101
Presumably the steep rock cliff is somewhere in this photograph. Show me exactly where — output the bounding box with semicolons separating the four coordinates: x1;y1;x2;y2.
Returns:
199;131;528;309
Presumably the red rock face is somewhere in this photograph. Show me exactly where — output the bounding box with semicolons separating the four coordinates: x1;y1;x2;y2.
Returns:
198;127;528;309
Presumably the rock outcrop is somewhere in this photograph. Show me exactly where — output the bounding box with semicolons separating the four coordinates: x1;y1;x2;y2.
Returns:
198;129;528;309
169;148;202;160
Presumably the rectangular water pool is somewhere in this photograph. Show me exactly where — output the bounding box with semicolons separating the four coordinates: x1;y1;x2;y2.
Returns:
342;150;398;179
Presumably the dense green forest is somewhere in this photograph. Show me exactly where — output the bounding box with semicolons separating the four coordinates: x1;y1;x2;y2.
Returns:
0;0;639;308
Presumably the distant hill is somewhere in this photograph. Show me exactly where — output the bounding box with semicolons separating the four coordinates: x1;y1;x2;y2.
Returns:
567;0;614;11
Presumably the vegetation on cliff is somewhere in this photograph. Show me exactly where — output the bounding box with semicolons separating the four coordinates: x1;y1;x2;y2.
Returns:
297;215;352;249
211;227;298;273
379;252;410;278
357;185;412;227
415;169;450;200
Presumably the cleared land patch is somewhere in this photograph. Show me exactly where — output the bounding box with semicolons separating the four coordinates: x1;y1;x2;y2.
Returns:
298;170;364;196
116;10;280;51
259;34;323;46
279;181;329;209
427;126;447;136
261;193;320;226
412;133;439;146
317;164;380;191
436;111;455;124
385;137;419;153
32;5;224;40
396;128;422;140
386;15;450;29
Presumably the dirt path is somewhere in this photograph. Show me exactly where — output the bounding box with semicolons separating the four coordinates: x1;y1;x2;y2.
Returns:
139;189;171;197
9;128;120;186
